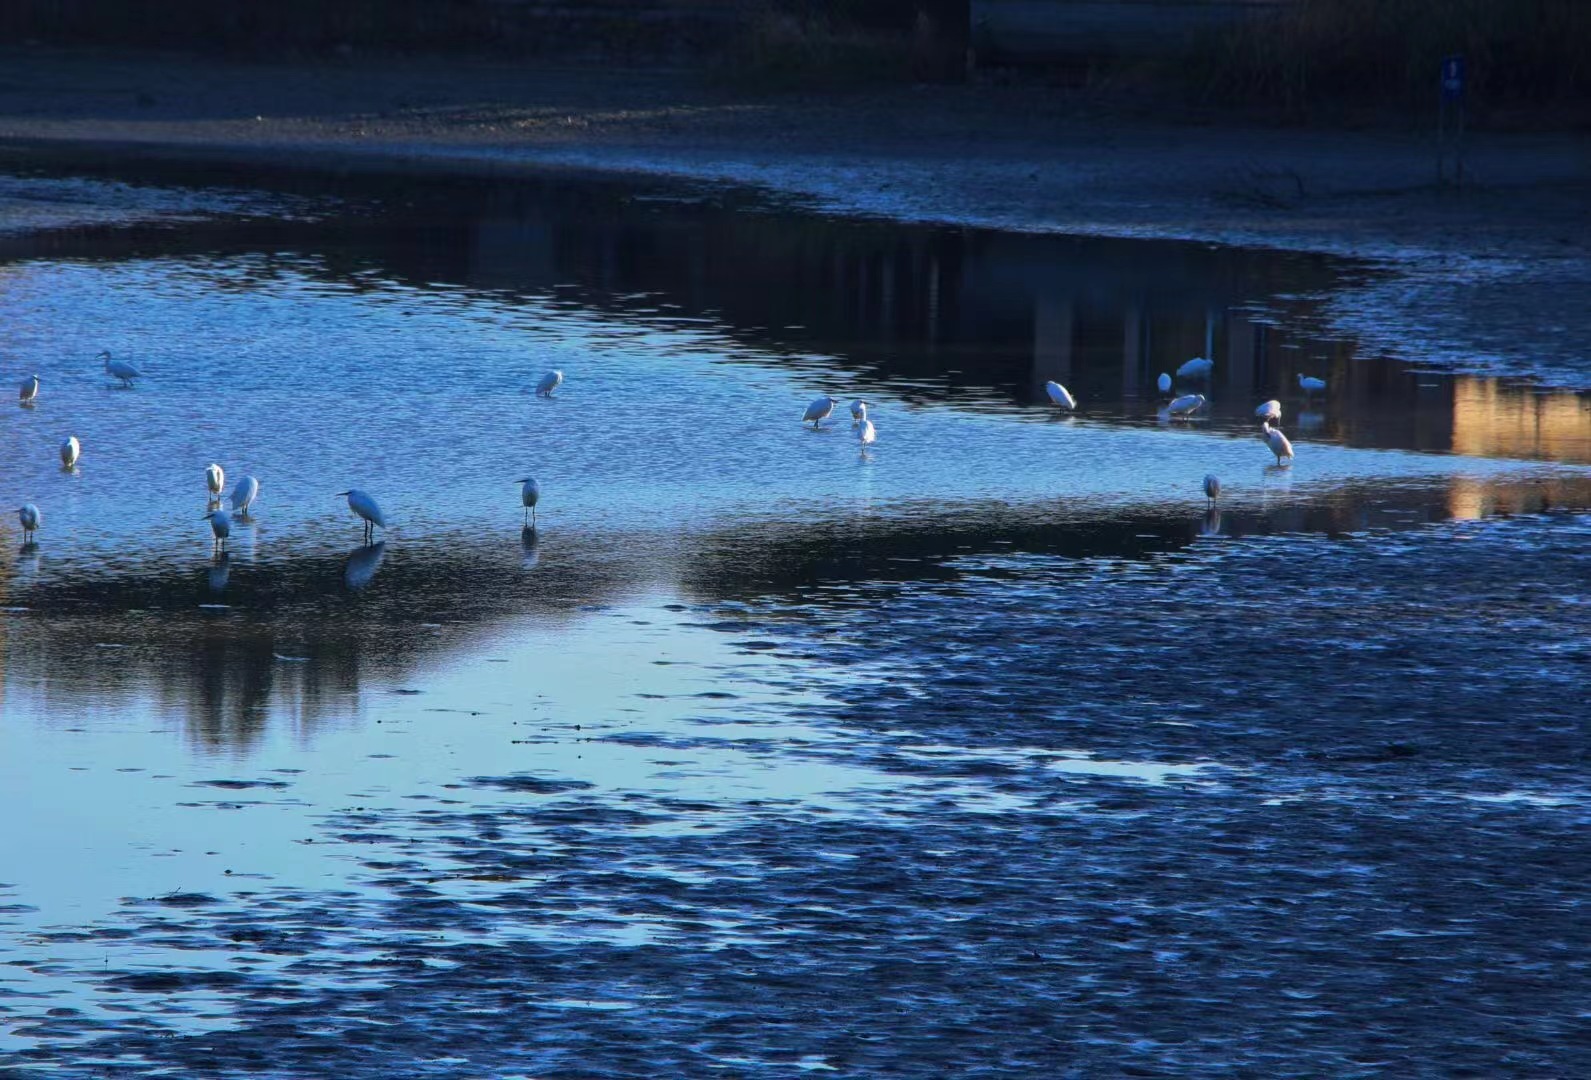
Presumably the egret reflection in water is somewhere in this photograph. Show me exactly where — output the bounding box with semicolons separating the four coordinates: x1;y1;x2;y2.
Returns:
1201;507;1223;536
521;525;540;569
344;541;386;590
207;552;231;593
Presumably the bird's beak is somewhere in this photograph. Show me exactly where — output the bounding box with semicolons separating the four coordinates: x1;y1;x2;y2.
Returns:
335;490;350;497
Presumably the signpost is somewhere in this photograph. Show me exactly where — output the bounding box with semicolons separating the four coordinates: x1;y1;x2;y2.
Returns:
1438;55;1467;186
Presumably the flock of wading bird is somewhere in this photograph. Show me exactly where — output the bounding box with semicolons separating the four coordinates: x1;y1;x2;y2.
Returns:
13;358;561;552
803;354;1328;510
13;352;1326;553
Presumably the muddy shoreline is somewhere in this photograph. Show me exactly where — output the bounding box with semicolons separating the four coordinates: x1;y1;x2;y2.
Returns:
0;48;1587;385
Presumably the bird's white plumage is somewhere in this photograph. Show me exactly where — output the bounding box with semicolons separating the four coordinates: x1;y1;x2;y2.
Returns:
1262;423;1295;464
19;375;39;404
100;350;140;386
60;436;80;468
1176;357;1214;379
1203;474;1221;502
230;475;260;513
518;476;540;524
858;417;876;446
205;463;225;498
1299;374;1326;394
536;370;563;397
1166;393;1206;416
1157;372;1172;395
849;400;867;424
18;503;39;538
802;396;836;426
1256;399;1282;423
342;489;386;529
205;508;231;544
1044;381;1077;410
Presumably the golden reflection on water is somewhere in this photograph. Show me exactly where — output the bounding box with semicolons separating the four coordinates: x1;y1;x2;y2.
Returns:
1451;379;1591;463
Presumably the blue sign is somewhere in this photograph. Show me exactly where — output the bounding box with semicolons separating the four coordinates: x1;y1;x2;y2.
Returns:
1441;55;1466;102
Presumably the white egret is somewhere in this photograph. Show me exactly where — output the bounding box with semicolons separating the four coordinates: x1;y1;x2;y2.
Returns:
1044;380;1077;410
1256;399;1282;424
1157;372;1172;395
802;395;836;428
230;475;260;515
337;489;386;542
1203;474;1221;506
855;402;876;446
17;503;39;541
1262;422;1294;465
60;436;80;469
536;370;564;397
99;350;140;388
849;400;867;425
205;464;225;504
1299;373;1326;395
204;508;231;549
1176;357;1214;379
1166;393;1206;417
518;476;540;525
19;374;39;406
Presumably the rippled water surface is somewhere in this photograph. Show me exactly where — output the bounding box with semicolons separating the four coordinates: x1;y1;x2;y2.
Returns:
0;152;1588;1076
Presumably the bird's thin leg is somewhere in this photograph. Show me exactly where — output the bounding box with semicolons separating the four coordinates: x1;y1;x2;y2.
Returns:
532;507;537;526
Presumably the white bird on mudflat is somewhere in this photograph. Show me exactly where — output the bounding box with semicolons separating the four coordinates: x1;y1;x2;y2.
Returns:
230;475;260;515
1203;474;1221;505
99;350;140;388
518;476;540;525
1044;381;1077;410
1166;393;1206;417
802;395;836;428
849;399;867;425
337;489;386;542
536;370;563;397
855;402;876;446
1177;357;1214;380
1262;422;1295;465
17;503;39;542
1256;399;1282;424
1299;373;1327;395
205;464;225;504
60;436;80;469
1157;372;1172;395
19;374;39;406
204;508;231;549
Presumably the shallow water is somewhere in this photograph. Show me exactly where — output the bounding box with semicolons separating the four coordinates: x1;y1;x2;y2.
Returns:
0;153;1588;1074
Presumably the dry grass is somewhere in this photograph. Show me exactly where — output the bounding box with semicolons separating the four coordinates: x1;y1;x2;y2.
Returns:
1193;0;1591;118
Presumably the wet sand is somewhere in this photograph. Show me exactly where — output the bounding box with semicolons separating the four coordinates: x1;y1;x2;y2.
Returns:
0;48;1587;384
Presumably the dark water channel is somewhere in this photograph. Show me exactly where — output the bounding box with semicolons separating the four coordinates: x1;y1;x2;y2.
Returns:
0;151;1587;1076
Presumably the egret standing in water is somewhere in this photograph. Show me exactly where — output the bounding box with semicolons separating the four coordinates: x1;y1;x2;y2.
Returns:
205;464;225;505
204;508;231;550
1262;422;1295;466
17;503;39;542
1203;474;1221;506
802;395;836;429
518;476;540;525
1157;372;1172;396
1166;393;1206;417
1256;399;1282;424
99;350;140;388
59;436;80;470
1177;357;1214;380
230;475;260;516
536;370;563;397
1299;373;1326;396
1044;381;1077;410
337;489;386;542
855;402;876;447
19;374;39;406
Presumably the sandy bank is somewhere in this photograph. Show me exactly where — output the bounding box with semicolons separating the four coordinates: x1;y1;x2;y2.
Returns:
0;48;1587;383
